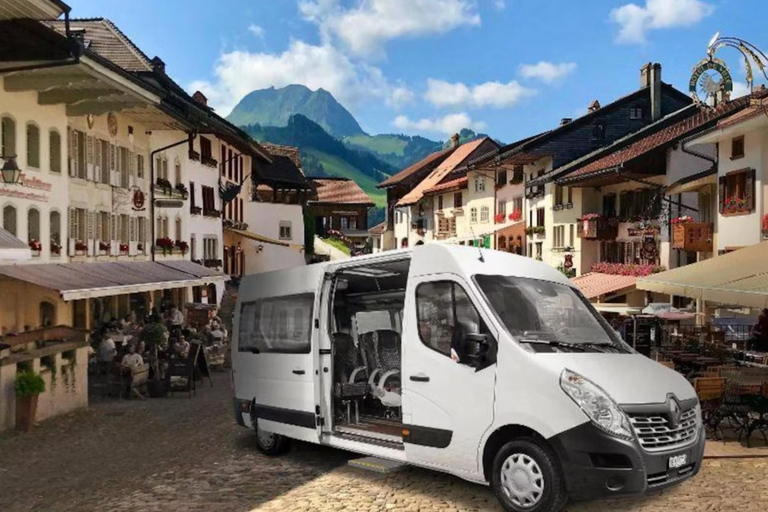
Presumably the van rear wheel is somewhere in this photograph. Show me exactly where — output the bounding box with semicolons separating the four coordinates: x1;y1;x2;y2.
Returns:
254;420;290;455
491;438;568;512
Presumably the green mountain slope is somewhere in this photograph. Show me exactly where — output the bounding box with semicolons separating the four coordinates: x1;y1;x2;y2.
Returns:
228;84;365;138
304;149;386;208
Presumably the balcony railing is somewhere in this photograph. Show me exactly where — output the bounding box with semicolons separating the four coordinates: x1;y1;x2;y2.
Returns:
672;222;713;252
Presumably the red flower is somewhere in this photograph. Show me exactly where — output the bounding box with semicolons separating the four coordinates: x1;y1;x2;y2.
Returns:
119;243;129;253
509;210;522;221
28;239;42;252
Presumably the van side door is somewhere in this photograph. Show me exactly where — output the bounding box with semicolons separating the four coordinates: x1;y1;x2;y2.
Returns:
238;292;320;443
402;273;498;479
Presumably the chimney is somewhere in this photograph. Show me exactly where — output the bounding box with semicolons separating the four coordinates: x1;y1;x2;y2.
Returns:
640;62;652;88
588;100;601;113
192;91;208;107
450;133;460;148
151;56;166;75
560;118;573;126
650;62;661;121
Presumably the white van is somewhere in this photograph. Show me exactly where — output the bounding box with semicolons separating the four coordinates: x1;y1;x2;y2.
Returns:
232;244;704;512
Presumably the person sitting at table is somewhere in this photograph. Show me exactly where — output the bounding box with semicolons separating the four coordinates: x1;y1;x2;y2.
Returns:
121;343;144;369
98;332;117;372
173;335;190;358
169;306;184;329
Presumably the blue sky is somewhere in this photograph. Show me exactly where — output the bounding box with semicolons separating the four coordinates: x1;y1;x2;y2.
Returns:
66;0;767;143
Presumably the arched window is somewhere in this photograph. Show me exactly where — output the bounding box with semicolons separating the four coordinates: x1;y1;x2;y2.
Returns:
1;116;16;159
50;211;61;244
28;207;40;242
3;205;17;236
26;123;40;168
49;130;61;173
40;301;56;328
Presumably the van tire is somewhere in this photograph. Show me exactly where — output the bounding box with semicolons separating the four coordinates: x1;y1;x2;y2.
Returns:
254;420;290;455
491;438;568;512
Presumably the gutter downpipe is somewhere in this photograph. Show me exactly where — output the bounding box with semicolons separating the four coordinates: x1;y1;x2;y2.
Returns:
150;133;195;261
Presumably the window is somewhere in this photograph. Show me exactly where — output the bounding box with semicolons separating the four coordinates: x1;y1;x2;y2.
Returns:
156;216;168;239
238;294;314;354
26;123;40;169
416;281;489;359
204;236;218;259
3;205;16;236
1;116;16;158
70;208;87;241
68;129;87;179
100;140;110;184
454;192;463;208
202;185;216;213
175;159;181;184
553;225;565;248
437;195;443;211
470;207;478;223
480;206;490;223
120;214;129;244
136;154;144;179
554;186;563;205
497;170;507;186
175;217;182;241
190;234;196;261
49;130;61;173
474;176;485;192
137;217;146;247
340;217;349;230
720;168;755;214
119;147;129;187
498;200;506;216
349;217;358;230
629;107;643;120
228;148;233;180
603;193;617;217
28;208;40;242
190;181;196;210
568;224;574;247
731;136;745;160
50;211;61;246
200;137;212;160
536;207;545;227
98;212;110;242
535;242;543;260
279;221;292;240
513;197;523;213
592;123;605;141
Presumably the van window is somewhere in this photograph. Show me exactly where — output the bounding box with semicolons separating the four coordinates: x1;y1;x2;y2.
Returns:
416;281;489;359
239;294;314;353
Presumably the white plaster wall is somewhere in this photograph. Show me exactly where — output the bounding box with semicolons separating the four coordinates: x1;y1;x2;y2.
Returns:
0;78;70;263
242;201;305;275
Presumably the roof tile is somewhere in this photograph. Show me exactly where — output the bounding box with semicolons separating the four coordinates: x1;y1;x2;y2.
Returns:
309;178;374;206
571;272;637;300
378;147;455;188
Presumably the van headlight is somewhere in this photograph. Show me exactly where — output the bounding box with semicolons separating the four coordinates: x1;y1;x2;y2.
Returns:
560;369;634;440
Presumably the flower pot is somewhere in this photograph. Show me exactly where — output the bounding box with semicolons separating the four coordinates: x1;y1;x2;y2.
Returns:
15;394;39;432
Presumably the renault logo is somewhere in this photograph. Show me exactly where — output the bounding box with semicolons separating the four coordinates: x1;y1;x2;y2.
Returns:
667;394;682;428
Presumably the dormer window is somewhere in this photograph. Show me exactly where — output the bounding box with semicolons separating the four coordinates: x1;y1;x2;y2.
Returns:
629;107;643;120
592;123;605;141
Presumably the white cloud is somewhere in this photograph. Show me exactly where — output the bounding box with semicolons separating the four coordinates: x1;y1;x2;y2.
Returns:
388;83;415;108
300;0;481;56
610;0;714;44
189;41;390;115
424;78;536;109
393;112;487;135
494;0;506;9
519;61;577;84
248;24;265;38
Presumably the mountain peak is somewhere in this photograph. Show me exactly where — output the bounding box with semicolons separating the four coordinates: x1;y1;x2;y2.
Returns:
227;84;365;138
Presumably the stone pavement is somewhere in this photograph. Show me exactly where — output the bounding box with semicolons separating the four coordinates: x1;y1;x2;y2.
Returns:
1;373;767;512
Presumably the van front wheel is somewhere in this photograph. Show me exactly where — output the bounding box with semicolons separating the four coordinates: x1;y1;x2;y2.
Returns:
491;438;568;512
255;420;290;455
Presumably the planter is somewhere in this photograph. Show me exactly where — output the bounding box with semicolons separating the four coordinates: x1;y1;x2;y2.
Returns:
147;380;167;398
15;394;39;432
672;222;713;252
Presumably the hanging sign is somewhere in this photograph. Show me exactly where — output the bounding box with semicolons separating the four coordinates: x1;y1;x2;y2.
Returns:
564;254;574;269
641;236;659;260
628;226;660;237
689;57;733;104
132;189;146;211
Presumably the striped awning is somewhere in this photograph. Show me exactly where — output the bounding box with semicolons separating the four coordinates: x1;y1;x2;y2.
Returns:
0;260;228;301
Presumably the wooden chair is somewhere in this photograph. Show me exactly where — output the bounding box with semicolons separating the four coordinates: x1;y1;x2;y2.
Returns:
129;363;149;399
694;377;726;440
166;345;200;398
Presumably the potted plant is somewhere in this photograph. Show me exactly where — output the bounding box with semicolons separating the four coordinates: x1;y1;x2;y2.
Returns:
174;240;189;255
50;241;61;256
155;237;174;255
509;210;522;222
175;182;189;199
28;239;42;254
494;213;505;224
119;243;129;254
15;371;45;432
142;322;169;398
99;240;111;253
74;240;88;255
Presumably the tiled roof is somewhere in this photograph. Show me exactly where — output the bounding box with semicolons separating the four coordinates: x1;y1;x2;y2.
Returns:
261;143;302;168
571;272;637;300
368;221;387;235
559;89;768;184
378;147;455;188
48;18;153;72
718;87;768;129
0;227;26;250
397;138;489;207
423;176;467;196
309;178;374;206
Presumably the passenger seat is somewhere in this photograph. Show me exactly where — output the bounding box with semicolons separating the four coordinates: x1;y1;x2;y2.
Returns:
363;330;402;408
332;333;367;423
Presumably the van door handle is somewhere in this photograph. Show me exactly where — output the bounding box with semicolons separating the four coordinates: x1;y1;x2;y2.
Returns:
292;369;305;375
410;374;430;382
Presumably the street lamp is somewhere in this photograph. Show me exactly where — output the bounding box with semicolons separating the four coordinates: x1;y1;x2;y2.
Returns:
1;156;21;185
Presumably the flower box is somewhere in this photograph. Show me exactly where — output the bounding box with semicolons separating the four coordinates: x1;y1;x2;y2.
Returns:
174;240;189;255
494;214;505;224
508;210;522;222
28;239;42;254
202;156;218;168
188;150;200;161
99;241;111;253
190;205;202;215
74;241;87;254
672;222;713;252
723;196;749;215
175;183;189;199
155;237;174;255
50;242;61;256
203;209;221;218
525;226;545;236
591;262;666;277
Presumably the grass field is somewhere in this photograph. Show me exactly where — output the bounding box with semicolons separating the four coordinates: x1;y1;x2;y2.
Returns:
321;237;352;255
344;134;408;156
305;148;386;207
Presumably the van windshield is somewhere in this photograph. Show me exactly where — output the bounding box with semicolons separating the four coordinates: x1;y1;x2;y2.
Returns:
475;274;628;352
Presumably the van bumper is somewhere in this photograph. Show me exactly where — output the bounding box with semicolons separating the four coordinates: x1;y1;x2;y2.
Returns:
548;422;705;502
233;398;253;428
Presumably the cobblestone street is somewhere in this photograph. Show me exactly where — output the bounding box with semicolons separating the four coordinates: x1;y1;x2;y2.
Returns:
2;374;768;512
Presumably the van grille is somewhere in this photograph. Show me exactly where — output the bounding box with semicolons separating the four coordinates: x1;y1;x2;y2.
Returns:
627;408;698;451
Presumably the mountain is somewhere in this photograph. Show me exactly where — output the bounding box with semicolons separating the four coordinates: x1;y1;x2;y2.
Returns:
242;115;394;210
228;85;365;138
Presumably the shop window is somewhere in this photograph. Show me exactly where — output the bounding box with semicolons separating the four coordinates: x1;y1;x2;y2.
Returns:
498;236;507;250
731;136;745;160
3;205;17;236
28;207;40;243
49;129;61;173
26;123;40;169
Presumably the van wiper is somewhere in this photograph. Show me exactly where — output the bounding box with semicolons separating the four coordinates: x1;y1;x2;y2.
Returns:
518;339;589;352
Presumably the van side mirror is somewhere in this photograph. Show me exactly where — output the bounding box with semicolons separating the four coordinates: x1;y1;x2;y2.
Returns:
462;333;488;370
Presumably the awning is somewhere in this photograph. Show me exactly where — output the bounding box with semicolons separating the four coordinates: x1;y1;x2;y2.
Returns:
637;242;768;308
592;303;644;315
0;260;228;301
571;272;637;300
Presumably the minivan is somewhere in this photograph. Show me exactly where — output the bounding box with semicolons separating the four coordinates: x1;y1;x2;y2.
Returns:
232;244;704;512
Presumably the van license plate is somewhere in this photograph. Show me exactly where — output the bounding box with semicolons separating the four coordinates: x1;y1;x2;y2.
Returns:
668;454;687;469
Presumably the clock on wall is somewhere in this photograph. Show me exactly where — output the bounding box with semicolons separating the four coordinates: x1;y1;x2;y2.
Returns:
107;112;118;138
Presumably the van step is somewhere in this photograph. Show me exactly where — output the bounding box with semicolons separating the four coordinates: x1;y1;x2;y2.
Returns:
348;456;406;474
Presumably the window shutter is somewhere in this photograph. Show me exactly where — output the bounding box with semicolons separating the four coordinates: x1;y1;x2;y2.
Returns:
718;176;726;214
746;168;756;212
95;213;102;243
68;207;77;255
94;139;102;183
130;217;136;242
111;214;117;243
86;135;94;180
68;129;77;177
129;151;136;186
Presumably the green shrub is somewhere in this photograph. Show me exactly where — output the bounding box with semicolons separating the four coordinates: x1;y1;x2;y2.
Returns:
141;322;168;350
15;371;45;396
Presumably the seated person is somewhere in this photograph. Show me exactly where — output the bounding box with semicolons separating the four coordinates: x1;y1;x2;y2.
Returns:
121;343;144;369
173;336;190;358
99;333;117;364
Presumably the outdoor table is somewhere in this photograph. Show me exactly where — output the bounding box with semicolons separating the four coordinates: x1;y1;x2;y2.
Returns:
692;357;721;368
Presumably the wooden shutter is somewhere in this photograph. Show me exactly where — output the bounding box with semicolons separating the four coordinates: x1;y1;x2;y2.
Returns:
718;176;726;214
129;151;136;187
68;129;77;177
111;214;117;243
86;135;94;180
746;168;756;212
68;207;76;255
129;217;136;242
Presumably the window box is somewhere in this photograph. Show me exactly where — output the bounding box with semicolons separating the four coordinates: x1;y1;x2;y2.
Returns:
119;243;129;254
188;149;200;161
525;226;545;236
672;222;713;252
98;241;111;254
74;240;87;255
50;242;61;256
508;210;522;222
174;240;189;255
553;204;564;212
28;239;41;256
202;156;218;168
175;183;189;199
580;215;618;240
155;237;174;255
203;209;221;218
190;205;202;215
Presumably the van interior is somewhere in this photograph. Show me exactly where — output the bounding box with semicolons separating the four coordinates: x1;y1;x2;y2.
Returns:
329;259;410;445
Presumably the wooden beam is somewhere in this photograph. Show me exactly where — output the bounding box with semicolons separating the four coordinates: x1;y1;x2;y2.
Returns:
66;100;145;117
3;73;97;92
37;87;117;105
